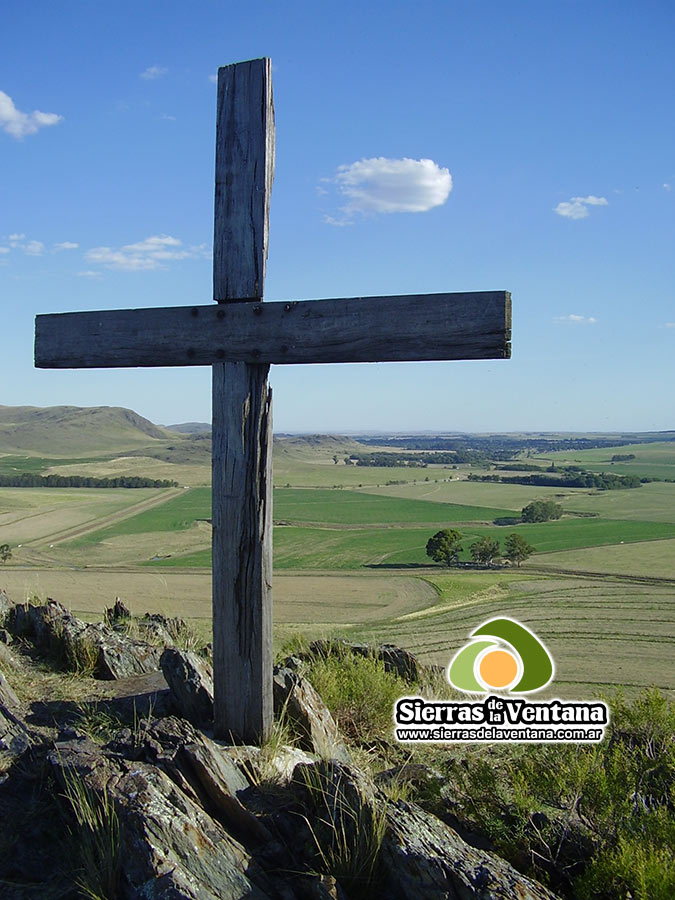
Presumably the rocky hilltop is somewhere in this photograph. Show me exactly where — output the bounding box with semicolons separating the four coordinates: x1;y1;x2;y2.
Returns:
0;590;561;900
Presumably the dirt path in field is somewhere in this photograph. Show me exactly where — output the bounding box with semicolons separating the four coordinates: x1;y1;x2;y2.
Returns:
23;487;184;548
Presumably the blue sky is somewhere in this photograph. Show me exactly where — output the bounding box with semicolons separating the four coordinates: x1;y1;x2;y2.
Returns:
2;1;673;433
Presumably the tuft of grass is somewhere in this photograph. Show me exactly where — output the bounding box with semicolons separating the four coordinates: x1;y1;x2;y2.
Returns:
60;763;121;900
298;763;388;899
73;703;126;744
49;621;99;677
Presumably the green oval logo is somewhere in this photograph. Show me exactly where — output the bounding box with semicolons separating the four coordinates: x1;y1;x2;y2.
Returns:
448;617;554;694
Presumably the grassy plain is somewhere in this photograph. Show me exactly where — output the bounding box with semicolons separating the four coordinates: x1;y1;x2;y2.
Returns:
0;419;673;700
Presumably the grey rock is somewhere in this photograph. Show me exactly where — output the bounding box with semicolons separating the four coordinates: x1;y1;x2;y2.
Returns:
7;598;163;679
273;665;351;764
270;744;318;781
0;590;12;627
160;648;214;726
0;666;18;709
103;597;132;624
292;760;561;900
50;744;276;900
382;793;562;899
0;629;12;644
0;704;31;766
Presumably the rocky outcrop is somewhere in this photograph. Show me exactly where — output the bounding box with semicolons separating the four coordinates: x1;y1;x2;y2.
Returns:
49;738;277;900
6;598;163;679
273;662;351;763
160;648;214;726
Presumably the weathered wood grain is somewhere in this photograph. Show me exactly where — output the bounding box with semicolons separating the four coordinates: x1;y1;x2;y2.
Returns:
211;59;275;743
214;58;274;302
212;362;273;743
35;291;512;368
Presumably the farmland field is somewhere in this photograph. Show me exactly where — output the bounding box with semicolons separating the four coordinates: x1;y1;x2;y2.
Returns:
1;422;673;702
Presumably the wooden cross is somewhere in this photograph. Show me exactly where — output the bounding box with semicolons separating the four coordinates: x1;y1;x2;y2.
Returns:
35;58;511;743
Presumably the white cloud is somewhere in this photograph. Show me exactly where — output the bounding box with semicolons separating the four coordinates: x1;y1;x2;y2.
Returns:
664;322;675;328
160;113;176;122
85;234;209;271
0;91;63;139
664;183;672;192
77;270;102;278
53;241;79;251
554;314;598;324
8;233;25;245
554;195;608;220
141;65;168;80
24;240;44;255
0;247;9;254
209;73;218;84
324;157;452;225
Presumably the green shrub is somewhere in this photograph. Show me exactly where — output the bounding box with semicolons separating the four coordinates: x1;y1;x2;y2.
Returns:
304;649;407;743
445;688;675;897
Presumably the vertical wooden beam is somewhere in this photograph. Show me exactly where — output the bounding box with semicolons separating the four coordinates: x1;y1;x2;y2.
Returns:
212;58;274;742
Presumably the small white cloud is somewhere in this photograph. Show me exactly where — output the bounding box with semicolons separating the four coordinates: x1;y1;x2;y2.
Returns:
554;314;597;325
53;241;79;251
0;247;9;254
209;73;218;84
554;195;608;220
24;240;45;255
664;183;672;192
141;65;168;80
664;322;675;328
77;270;102;278
8;233;25;244
324;156;452;225
0;91;63;139
160;113;176;122
85;234;209;271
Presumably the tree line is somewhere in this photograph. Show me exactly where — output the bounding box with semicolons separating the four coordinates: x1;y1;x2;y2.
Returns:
0;474;178;489
468;471;642;490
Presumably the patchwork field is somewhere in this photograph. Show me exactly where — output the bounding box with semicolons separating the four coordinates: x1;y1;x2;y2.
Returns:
1;424;673;701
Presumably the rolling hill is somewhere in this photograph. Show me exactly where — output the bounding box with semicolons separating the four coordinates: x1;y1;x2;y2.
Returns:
0;405;176;456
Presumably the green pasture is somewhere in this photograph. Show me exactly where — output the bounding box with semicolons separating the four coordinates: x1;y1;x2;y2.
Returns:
360;478;586;510
538;440;675;479
535;537;675;580
144;516;675;570
62;485;514;548
64;487;211;546
274;487;514;524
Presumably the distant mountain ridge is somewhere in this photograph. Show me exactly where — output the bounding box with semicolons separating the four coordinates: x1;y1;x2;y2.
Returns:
165;422;212;435
0;405;175;456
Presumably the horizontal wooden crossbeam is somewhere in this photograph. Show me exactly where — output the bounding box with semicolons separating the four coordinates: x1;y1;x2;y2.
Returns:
35;290;511;369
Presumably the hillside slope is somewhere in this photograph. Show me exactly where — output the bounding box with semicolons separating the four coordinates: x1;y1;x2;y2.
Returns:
0;405;176;456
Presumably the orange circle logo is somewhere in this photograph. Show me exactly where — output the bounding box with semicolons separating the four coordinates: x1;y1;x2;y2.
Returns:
479;649;519;689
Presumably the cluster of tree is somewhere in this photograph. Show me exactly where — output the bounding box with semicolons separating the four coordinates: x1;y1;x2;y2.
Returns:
0;474;178;489
521;499;563;522
425;529;535;568
0;544;11;563
468;471;642;490
611;453;636;461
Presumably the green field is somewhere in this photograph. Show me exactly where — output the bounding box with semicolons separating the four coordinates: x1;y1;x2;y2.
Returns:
274;488;514;524
539;440;675;480
1;415;673;702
